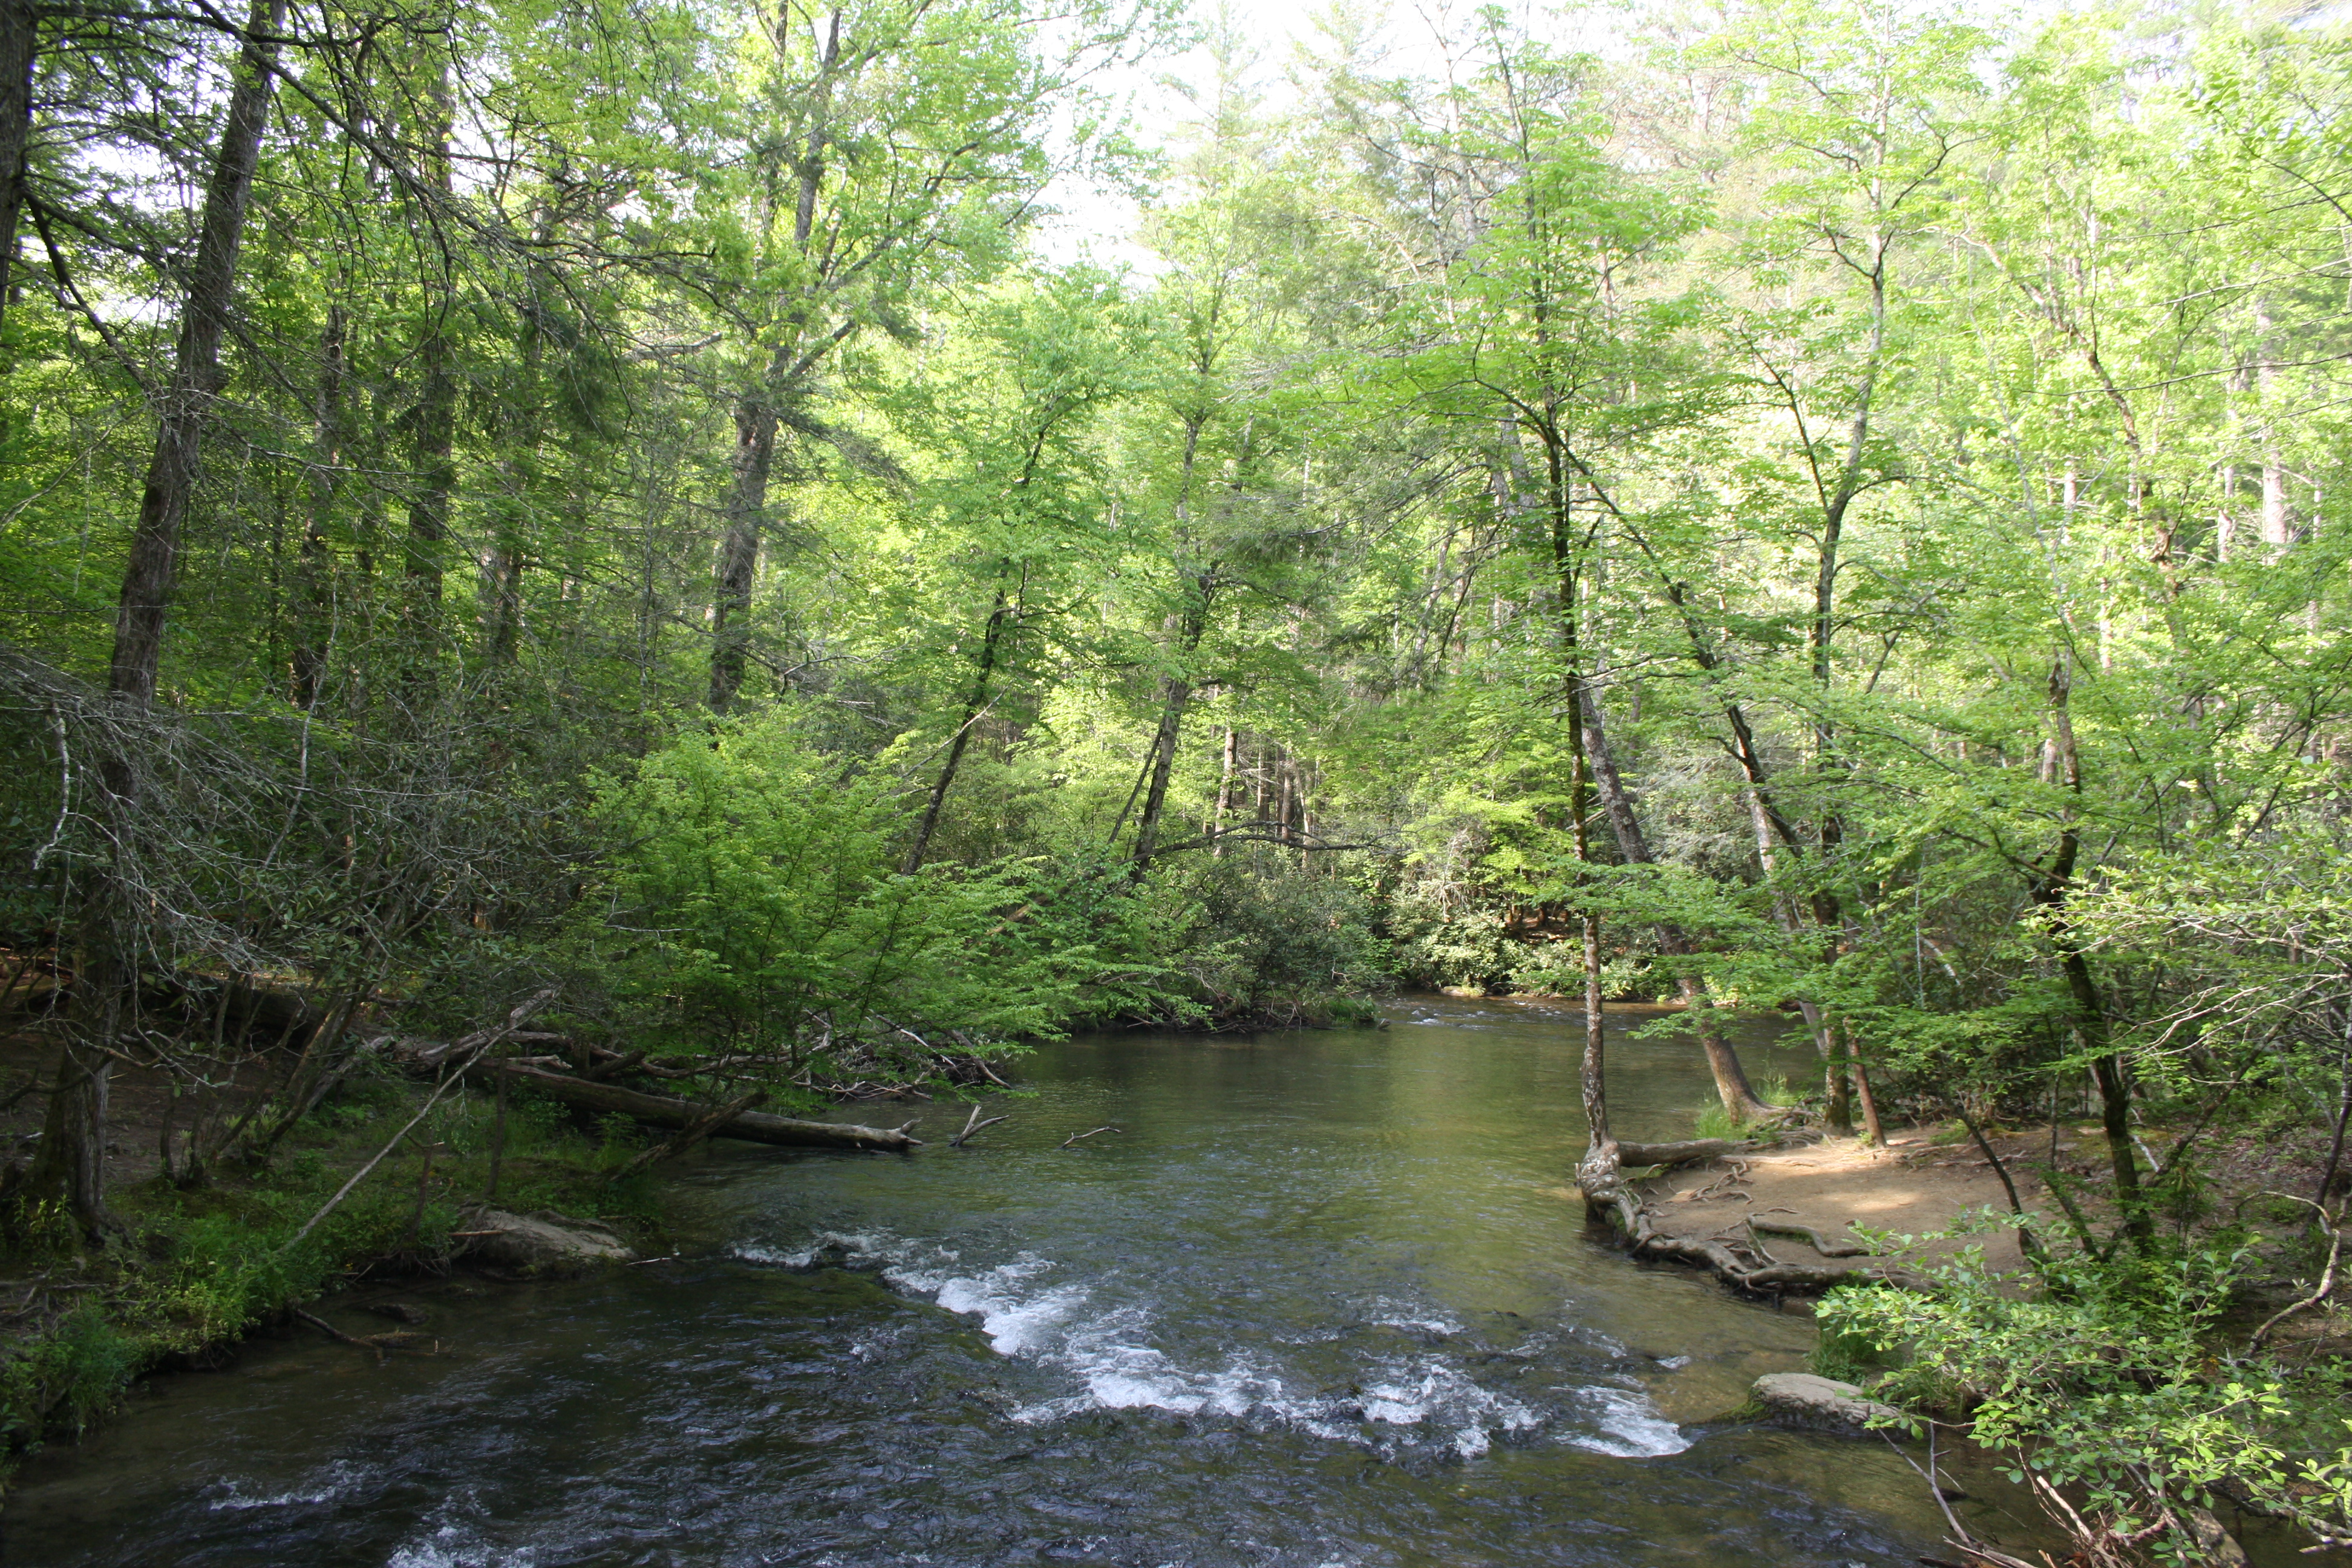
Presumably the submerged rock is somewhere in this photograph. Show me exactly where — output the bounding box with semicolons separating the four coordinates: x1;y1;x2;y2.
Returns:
1750;1371;1902;1432
456;1207;635;1275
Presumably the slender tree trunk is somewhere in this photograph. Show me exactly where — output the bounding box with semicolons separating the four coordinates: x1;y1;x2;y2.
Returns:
482;284;541;669
108;0;284;705
403;55;455;656
2031;653;2150;1246
291;302;345;710
1212;725;1236;856
1579;684;1769;1120
38;0;286;1234
1851;1035;1884;1146
1129;676;1191;874
903;590;1010;875
1131;594;1210;876
0;0;34;344
1578;907;1613;1183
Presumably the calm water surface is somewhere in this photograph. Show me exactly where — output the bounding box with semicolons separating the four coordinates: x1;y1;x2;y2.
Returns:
3;998;2048;1566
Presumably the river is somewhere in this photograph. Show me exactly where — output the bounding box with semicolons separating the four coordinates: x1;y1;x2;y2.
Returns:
3;998;2036;1566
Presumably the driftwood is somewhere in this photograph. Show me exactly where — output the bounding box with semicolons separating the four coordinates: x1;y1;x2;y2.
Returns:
949;1104;1007;1147
607;1088;766;1180
387;1039;921;1151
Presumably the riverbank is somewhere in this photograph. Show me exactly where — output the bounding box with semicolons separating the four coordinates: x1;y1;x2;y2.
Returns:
1642;1129;2043;1279
0;1026;684;1481
1638;1113;2351;1307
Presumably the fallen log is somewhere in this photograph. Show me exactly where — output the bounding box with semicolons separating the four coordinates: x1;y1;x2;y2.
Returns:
386;1040;921;1151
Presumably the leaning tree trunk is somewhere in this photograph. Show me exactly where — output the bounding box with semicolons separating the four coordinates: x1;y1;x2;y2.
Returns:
1130;592;1210;877
0;0;34;343
903;588;1010;875
28;0;286;1235
1580;685;1771;1121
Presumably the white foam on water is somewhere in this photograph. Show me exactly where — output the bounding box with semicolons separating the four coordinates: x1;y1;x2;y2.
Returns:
384;1524;537;1568
1365;1296;1462;1336
1562;1385;1690;1458
744;1227;1681;1462
207;1459;364;1511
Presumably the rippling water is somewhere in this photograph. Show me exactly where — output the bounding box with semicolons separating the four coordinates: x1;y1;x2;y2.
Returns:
4;998;2049;1566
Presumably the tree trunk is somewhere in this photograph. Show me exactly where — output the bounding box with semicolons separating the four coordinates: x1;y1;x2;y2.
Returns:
1580;684;1769;1120
482;284;541;670
903;590;1010;874
403;54;455;652
0;0;34;344
1576;909;1616;1193
291;302;345;710
40;0;284;1234
26;974;115;1234
1211;725;1236;855
1823;1025;1853;1135
1131;594;1210;876
108;0;284;706
708;391;777;710
402;1052;919;1151
2031;653;2150;1246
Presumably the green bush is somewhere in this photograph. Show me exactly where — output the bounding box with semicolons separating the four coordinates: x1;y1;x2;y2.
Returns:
1820;1227;2352;1562
1152;857;1391;1026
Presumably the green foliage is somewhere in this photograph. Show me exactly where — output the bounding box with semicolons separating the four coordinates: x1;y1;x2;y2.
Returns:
1822;1229;2352;1561
1154;856;1391;1027
0;1308;140;1448
585;708;1302;1054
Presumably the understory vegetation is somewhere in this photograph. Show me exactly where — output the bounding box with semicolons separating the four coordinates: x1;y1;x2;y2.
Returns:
3;0;2352;1555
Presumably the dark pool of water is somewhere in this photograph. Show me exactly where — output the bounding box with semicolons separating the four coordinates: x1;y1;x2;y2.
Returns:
2;998;2058;1566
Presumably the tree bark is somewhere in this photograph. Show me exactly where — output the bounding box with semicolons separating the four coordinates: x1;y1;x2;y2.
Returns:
108;0;285;706
0;0;34;344
708;391;776;710
1131;592;1210;876
291;301;345;710
1211;725;1236;855
481;283;540;669
2030;653;2149;1246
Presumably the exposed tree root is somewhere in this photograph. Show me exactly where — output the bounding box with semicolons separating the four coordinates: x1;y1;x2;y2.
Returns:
1749;1216;1873;1258
1579;1161;1922;1296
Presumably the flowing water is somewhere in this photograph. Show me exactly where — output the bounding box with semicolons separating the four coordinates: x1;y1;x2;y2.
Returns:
4;998;2044;1566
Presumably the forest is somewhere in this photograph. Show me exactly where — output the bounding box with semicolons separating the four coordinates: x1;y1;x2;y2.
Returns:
4;0;2352;1561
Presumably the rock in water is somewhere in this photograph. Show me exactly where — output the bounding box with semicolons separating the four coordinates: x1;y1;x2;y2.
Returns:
364;1301;429;1324
1750;1372;1902;1432
456;1207;635;1275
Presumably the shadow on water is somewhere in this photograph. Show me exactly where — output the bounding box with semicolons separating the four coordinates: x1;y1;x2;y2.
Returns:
4;997;2065;1567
